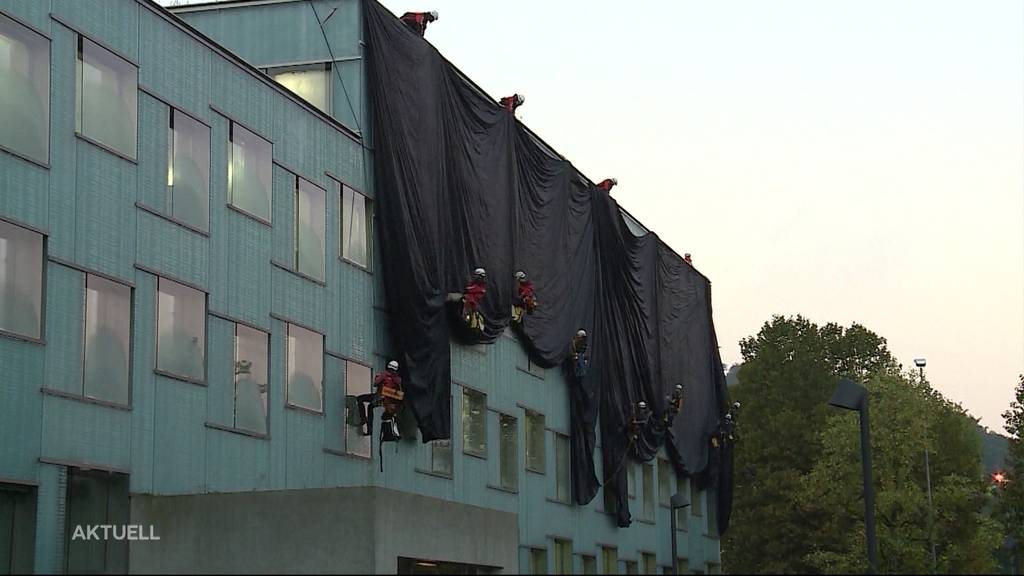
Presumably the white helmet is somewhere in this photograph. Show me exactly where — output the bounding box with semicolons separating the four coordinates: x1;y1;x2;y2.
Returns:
675;384;683;392
474;267;486;277
517;94;526;105
638;401;647;410
429;10;438;20
576;329;586;338
611;178;618;185
515;270;526;281
387;360;399;371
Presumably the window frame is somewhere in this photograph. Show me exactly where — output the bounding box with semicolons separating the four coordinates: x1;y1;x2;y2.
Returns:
554;432;571;504
232;322;269;435
499;413;518;492
0;11;51;167
339;180;373;271
529;546;548;575
284;322;324;414
658;458;672;508
344;359;373;458
293;173;327;282
82;273;133;407
524;409;545;475
553;539;573;575
74;33;138;161
227;120;273;225
166;106;211;233
154;276;207;385
602;546;619;575
430;438;453;476
461;386;487;459
642;462;655;521
0;218;45;343
266;61;332;114
627;462;636;499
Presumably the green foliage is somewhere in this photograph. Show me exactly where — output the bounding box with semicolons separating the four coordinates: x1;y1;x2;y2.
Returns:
996;375;1024;546
722;315;1000;574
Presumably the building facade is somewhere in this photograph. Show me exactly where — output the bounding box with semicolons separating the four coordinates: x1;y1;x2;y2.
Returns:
0;0;722;573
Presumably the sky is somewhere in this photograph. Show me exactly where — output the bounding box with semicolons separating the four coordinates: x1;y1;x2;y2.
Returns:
374;0;1024;434
173;0;1024;434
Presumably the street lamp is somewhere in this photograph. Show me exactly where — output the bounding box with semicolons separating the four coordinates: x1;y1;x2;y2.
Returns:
915;357;938;574
829;378;878;574
669;490;690;575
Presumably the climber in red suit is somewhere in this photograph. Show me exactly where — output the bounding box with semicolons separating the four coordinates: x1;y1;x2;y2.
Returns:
462;268;487;332
512;270;537;324
400;11;438;37
500;94;525;113
596;178;618;192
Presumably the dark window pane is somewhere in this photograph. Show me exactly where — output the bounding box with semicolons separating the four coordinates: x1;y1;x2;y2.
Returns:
658;459;671;507
229;122;271;221
272;64;329;113
77;37;136;158
530;548;547;575
582;555;597;575
431;439;452;475
642;464;654;521
499;414;517;491
346;361;371;457
462;388;486;457
341;185;370;267
0;14;49;163
169;110;210;230
555;434;570;503
0;220;43;339
84;275;131;405
234;324;268;434
525;411;545;473
66;472;128;574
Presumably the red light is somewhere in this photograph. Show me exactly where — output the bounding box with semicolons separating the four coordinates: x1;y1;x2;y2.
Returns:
992;472;1007;485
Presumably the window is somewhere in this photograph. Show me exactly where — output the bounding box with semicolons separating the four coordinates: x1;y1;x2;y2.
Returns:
83;275;131;405
690;478;702;517
167;109;210;230
525;410;545;474
233;324;268;434
156;278;205;382
624;560;638;575
530;547;548;575
431;439;452;476
642;554;657;575
345;361;372;457
582;555;597;575
603;483;617;514
642;463;655;521
554;433;570;503
0;484;36;574
0;14;49;164
286;323;323;412
676;504;687;532
270;63;330;113
602;547;618;575
0;220;43;340
676;559;689;575
553;540;572;575
75;36;136;159
627;463;636;498
228;122;271;221
658;459;671;507
341;184;372;268
707;563;721;575
65;471;128;574
295;176;326;280
462;388;486;457
499;414;517;491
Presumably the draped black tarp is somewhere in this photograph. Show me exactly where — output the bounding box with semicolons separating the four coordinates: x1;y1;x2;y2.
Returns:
364;0;731;529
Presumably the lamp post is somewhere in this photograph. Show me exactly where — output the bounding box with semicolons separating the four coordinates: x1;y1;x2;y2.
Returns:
829;378;878;574
669;491;690;575
915;358;937;574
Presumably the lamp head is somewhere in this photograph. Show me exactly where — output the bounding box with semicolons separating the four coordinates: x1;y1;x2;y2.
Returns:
914;358;927;368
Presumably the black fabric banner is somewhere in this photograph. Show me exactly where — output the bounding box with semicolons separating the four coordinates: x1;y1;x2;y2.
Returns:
364;0;731;529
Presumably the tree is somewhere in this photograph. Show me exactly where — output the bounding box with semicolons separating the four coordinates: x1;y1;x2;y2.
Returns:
996;375;1024;562
723;316;900;574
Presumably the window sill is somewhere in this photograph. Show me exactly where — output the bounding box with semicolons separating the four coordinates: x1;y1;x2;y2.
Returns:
41;388;131;411
136;202;210;237
225;203;273;227
323;447;372;462
285;403;324;417
486;483;518;495
415;467;453;480
271;260;327;287
545;496;572;507
74;132;137;164
515;365;545;380
154;368;207;387
0;328;44;346
340;256;373;275
526;466;546;476
205;422;268;440
0;143;49;170
462;449;487;461
637;518;656;526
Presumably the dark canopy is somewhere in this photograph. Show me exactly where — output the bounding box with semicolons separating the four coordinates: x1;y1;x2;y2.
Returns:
364;0;730;528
